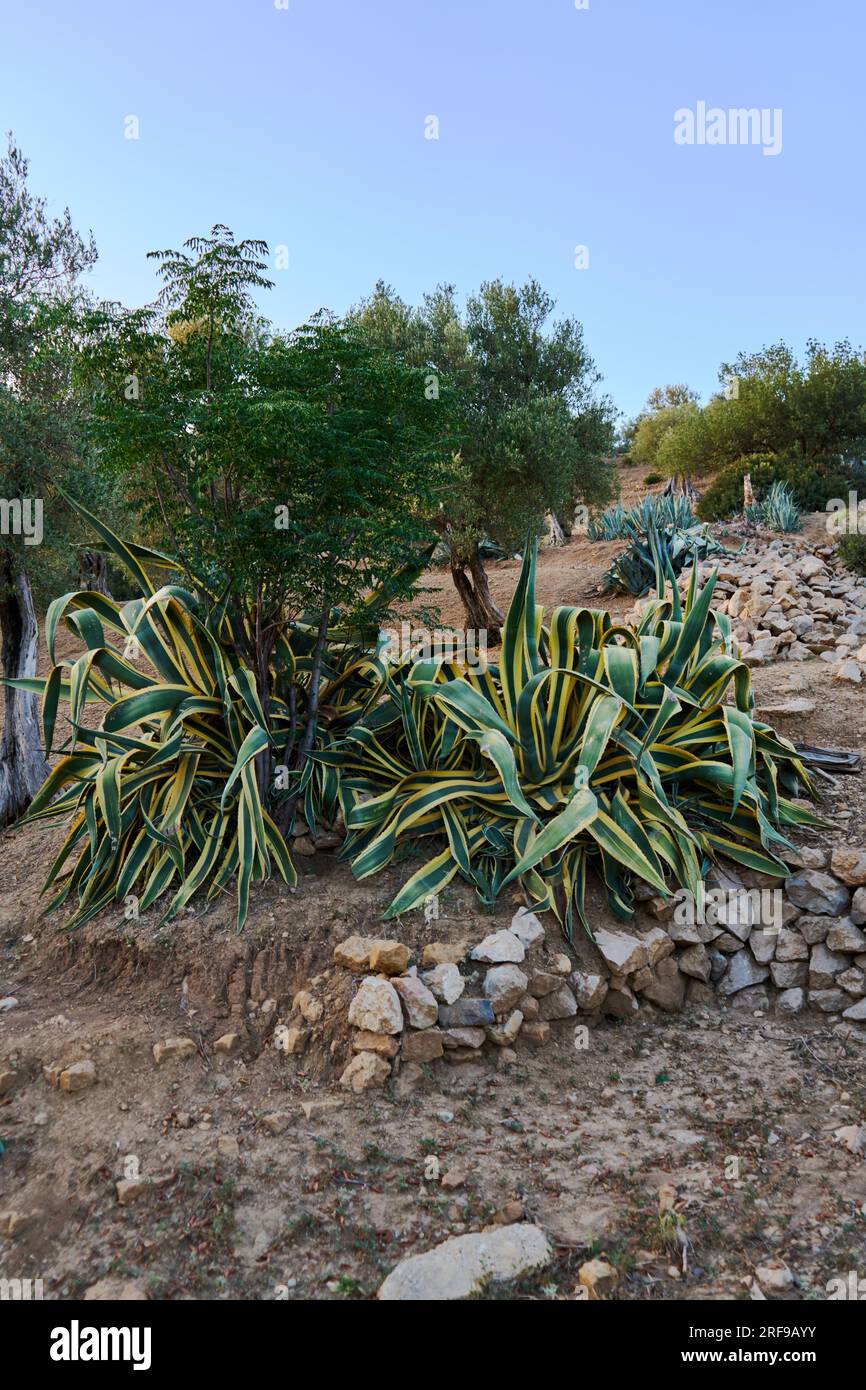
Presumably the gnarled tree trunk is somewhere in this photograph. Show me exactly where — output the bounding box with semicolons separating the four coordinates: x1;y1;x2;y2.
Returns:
78;549;111;597
663;474;700;503
545;511;566;546
450;545;506;642
0;557;49;828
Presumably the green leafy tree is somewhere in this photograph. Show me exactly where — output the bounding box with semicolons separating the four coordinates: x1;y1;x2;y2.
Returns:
76;228;453;817
657;341;866;486
350;278;615;636
626;384;700;478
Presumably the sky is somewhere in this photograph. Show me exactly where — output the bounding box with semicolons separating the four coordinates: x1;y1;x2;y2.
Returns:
3;0;863;422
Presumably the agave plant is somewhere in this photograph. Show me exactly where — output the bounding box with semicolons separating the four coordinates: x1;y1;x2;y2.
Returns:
317;542;816;938
587;494;697;541
603;517;730;596
5;502;392;931
745;481;801;533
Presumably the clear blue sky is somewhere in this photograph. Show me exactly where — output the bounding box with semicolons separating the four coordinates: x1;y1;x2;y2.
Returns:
4;0;863;421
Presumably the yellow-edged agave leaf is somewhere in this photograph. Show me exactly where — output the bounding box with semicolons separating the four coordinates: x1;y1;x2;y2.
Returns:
502;786;598;886
381;843;462;918
463;729;539;821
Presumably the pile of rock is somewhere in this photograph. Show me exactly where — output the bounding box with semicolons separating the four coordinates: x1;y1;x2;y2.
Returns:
627;535;866;679
319;849;866;1086
330;908;577;1091
589;850;865;1030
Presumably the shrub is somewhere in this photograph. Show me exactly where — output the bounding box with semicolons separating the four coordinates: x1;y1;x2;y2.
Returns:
698;453;861;521
643;472;664;485
839;532;866;576
318;542;816;939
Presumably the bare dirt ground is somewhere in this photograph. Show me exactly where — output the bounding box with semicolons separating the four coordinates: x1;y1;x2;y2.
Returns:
2;500;866;1302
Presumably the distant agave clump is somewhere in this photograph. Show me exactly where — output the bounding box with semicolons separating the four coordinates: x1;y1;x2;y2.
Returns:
745;481;802;533
587;494;697;541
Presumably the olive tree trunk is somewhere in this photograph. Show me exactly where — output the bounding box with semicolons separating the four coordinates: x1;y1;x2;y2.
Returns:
450;545;506;642
0;557;49;828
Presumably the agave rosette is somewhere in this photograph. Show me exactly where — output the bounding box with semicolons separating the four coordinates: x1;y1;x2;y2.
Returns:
319;541;816;936
6;497;391;931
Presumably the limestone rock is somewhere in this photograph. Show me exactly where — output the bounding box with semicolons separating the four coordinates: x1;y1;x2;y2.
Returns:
830;847;866;886
528;970;563;998
520;1021;551;1047
377;1223;552;1300
333;935;379;971
485;1009;523;1046
677;944;711;982
339;1052;392;1092
770;960;807;990
483;964;529;1013
214;1032;239;1055
749;929;777;963
510;907;545;948
352;1030;400;1058
784;870;850;916
604;984;639;1017
640;926;675;966
774;929;809;961
641;956;685;1012
796;914;830;945
826;919;866;954
537;985;578;1021
809;942;848;989
58;1060;97;1093
842;997;866;1021
292;990;323;1024
392;976;439;1029
369;940;412;975
718;951;769;997
347;977;403;1035
470;931;525;964
776;987;805;1014
153;1037;197;1065
421;963;464;1005
421;941;469;967
569;970;608;1010
809;989;850;1013
334;936;409;974
401;1028;445;1062
592;928;648;975
730;984;770;1011
442;1027;486;1049
851;888;866;926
